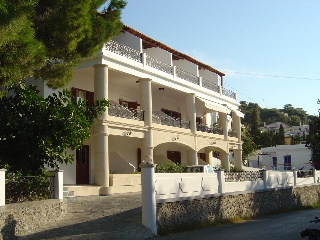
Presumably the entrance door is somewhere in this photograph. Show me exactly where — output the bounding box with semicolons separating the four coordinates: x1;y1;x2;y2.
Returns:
76;145;89;184
167;151;181;164
283;155;291;170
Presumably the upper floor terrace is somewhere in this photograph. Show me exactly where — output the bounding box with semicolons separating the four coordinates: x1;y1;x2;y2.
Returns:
101;26;237;102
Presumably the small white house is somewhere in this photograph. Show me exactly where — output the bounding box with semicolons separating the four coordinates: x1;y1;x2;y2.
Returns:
250;144;312;171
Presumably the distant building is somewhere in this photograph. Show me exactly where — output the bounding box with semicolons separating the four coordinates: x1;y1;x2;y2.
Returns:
249;144;312;171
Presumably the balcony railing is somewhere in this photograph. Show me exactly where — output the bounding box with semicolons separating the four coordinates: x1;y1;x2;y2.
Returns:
152;111;190;129
146;55;173;75
105;40;142;63
222;88;236;99
108;103;144;121
176;68;199;85
196;123;223;135
104;41;236;100
202;78;220;94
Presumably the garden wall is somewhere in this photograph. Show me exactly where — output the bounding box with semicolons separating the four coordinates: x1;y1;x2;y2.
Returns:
156;184;320;235
0;199;66;239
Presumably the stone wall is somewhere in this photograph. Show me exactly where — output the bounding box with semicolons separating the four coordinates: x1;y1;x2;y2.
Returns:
0;199;66;240
156;184;320;235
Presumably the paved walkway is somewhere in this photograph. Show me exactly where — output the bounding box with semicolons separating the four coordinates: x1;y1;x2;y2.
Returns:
19;193;154;240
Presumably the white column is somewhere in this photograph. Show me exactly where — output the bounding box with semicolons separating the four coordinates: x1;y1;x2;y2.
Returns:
233;149;243;170
0;169;6;206
139;78;154;163
218;112;228;140
141;164;157;234
93;64;110;195
293;169;297;186
205;148;213;165
232;112;242;142
50;170;64;200
263;170;268;189
139;78;152;127
187;150;198;165
220;152;230;171
186;93;196;133
217;170;225;193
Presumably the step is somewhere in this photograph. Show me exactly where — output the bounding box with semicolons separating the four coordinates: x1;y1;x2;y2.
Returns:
110;185;141;194
110;174;141;186
63;190;75;197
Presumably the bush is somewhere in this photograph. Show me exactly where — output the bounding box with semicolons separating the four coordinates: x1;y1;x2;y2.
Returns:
5;170;52;203
155;162;187;173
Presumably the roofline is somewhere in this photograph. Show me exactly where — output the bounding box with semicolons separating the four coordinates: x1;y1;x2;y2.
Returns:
122;25;225;77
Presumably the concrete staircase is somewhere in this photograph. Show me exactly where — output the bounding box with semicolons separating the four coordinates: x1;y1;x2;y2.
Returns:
63;174;141;197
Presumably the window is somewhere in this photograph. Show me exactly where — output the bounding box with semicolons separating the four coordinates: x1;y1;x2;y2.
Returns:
71;87;94;106
119;99;139;110
283;155;291;170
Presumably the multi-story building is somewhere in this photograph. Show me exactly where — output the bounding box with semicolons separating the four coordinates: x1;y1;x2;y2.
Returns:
35;26;244;194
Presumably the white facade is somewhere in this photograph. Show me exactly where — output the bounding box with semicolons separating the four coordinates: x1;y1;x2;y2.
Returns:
37;26;244;194
250;144;312;171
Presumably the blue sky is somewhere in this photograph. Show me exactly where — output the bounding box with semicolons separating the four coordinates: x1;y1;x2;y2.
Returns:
102;0;320;116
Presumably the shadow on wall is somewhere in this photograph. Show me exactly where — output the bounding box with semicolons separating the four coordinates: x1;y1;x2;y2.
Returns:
1;214;17;240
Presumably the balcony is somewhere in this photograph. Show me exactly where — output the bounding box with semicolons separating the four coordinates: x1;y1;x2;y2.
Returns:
196;123;223;135
104;40;236;100
108;102;144;121
152;111;190;129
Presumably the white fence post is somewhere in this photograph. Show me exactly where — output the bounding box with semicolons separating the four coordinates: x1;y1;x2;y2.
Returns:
0;169;6;206
140;163;157;235
263;170;268;189
50;170;64;200
293;169;297;186
217;170;225;193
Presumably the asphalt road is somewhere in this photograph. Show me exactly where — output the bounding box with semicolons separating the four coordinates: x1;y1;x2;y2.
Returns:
152;208;320;240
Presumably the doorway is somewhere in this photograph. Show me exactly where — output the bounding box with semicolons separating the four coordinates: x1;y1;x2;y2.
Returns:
283;155;291;170
167;151;181;164
76;145;90;184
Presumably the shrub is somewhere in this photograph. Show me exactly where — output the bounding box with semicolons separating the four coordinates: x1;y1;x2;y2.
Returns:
155;162;187;173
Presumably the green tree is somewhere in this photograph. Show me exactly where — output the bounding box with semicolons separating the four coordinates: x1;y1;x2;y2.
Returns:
241;126;257;164
281;104;308;124
260;108;287;125
0;0;126;90
259;131;276;148
307;117;320;169
250;107;261;142
275;124;285;145
0;83;109;174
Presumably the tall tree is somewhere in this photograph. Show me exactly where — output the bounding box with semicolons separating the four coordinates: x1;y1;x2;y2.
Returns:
307;117;320;169
276;124;285;145
0;0;126;90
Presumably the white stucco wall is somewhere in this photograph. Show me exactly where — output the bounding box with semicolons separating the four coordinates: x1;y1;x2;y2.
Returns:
199;68;219;85
260;144;312;171
173;59;198;76
108;135;141;168
144;47;172;65
112;32;142;52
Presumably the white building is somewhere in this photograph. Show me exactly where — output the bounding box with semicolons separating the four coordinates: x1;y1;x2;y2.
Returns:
250;144;312;171
34;26;244;194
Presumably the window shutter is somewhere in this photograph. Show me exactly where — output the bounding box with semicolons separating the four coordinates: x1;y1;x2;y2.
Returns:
86;91;94;106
